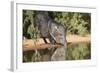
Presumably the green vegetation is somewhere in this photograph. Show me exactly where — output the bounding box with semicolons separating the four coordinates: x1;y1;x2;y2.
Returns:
23;10;91;62
66;43;91;60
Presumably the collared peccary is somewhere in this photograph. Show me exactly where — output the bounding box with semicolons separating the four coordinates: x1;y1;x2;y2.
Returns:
34;11;67;61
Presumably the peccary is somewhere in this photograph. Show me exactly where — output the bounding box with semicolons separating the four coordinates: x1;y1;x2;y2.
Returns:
34;11;67;61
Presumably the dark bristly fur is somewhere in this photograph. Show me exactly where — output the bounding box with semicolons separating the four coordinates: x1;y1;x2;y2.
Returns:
34;11;67;60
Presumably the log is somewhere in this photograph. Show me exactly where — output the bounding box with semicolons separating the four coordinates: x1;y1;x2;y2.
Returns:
23;35;91;51
23;43;62;51
23;39;63;51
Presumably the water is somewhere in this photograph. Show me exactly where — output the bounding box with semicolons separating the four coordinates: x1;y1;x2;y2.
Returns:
66;43;91;60
23;42;91;62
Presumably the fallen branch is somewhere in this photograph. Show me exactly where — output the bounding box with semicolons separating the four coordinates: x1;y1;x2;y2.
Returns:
23;35;91;51
23;43;62;51
23;39;63;51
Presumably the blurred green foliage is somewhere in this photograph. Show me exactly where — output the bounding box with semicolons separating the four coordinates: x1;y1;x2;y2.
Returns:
23;10;91;38
66;43;91;60
51;12;91;35
22;10;91;62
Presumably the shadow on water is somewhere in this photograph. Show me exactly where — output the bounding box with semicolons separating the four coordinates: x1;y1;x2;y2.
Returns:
66;42;91;60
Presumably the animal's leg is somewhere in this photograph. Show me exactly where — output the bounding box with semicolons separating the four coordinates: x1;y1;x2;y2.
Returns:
49;36;57;57
43;37;48;43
